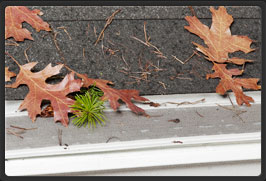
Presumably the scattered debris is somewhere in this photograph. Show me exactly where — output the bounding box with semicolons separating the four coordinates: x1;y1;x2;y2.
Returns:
168;118;180;123
106;136;121;143
172;140;183;144
195;110;204;118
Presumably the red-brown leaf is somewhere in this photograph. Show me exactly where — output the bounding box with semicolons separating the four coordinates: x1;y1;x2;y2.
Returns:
76;73;150;116
5;6;51;41
5;67;16;82
184;6;260;106
6;62;82;126
184;6;254;64
206;63;261;106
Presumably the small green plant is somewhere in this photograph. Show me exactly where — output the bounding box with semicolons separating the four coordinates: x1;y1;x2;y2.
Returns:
70;86;106;128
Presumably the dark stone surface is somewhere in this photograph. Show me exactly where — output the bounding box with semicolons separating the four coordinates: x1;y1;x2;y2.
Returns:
5;6;262;100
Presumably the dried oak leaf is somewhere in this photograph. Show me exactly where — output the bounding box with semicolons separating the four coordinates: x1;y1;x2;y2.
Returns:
6;62;82;127
184;6;254;65
5;67;16;82
184;6;260;106
75;73;150;116
207;63;261;106
5;6;51;41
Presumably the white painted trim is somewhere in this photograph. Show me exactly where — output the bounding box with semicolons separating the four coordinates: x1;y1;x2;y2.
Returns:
5;132;261;176
5;91;261;117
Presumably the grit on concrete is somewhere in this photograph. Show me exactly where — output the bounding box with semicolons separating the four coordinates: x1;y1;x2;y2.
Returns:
5;6;262;100
5;103;261;150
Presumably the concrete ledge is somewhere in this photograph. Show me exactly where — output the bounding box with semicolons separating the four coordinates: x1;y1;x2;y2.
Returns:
5;91;261;116
5;91;261;150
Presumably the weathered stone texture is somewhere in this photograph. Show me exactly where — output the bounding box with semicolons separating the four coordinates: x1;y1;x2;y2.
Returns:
5;6;261;100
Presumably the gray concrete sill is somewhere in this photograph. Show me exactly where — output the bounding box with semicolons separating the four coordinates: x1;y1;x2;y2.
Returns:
5;91;261;150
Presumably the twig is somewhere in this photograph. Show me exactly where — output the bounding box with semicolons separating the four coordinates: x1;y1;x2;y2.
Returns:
131;22;167;59
169;75;193;81
164;98;205;106
168;118;180;123
10;125;37;130
195;110;204;117
172;51;196;65
121;54;129;69
5;52;21;66
57;26;72;40
5;43;18;46
50;29;67;65
131;36;150;47
24;45;32;63
158;81;167;89
216;104;247;122
227;94;235;108
93;26;97;38
86;23;90;36
5;39;19;46
6;129;24;139
83;47;86;62
106;136;120;143
94;9;121;45
58;128;62;146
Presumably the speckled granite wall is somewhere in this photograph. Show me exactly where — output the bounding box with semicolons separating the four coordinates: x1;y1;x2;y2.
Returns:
5;6;262;100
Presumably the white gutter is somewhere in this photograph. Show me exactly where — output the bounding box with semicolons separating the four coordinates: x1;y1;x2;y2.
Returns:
5;132;261;176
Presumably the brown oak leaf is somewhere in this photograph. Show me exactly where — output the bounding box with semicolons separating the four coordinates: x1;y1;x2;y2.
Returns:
74;72;150;116
184;6;254;65
5;6;51;41
5;67;16;82
184;6;260;106
206;63;260;106
5;60;82;127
